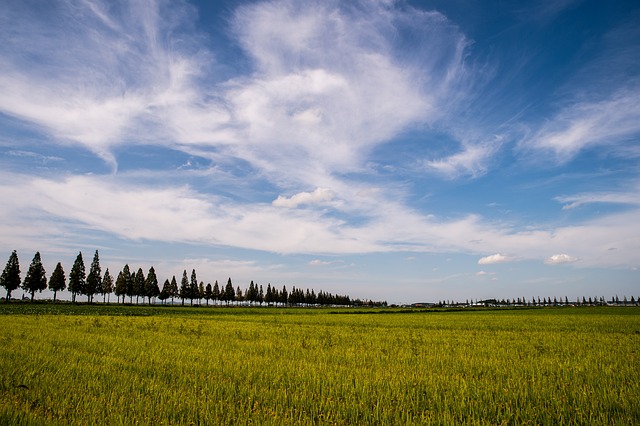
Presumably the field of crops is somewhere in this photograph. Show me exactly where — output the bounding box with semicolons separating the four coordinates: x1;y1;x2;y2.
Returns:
1;304;638;425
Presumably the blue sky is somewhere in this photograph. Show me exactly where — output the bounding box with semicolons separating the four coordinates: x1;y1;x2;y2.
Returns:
1;0;639;304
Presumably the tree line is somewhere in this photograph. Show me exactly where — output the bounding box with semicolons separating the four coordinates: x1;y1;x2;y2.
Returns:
0;250;386;307
430;295;640;308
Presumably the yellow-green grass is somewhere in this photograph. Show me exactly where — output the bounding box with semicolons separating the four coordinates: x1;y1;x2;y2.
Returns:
1;305;638;424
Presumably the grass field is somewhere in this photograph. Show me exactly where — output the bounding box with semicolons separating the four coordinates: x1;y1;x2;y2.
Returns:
1;304;638;425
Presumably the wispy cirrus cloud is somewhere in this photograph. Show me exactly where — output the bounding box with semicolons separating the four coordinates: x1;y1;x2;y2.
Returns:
0;0;227;169
226;0;470;186
523;88;640;162
0;0;471;185
556;184;640;210
423;138;502;179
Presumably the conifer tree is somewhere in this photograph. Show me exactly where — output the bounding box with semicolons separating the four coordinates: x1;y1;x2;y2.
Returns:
198;281;205;305
22;252;47;302
189;269;198;306
0;251;21;302
121;264;133;303
204;283;212;306
265;283;273;305
48;262;66;302
159;279;171;304
101;269;113;303
246;281;256;305
179;270;189;306
170;275;178;304
134;268;145;304
114;271;125;303
235;286;243;304
212;280;220;305
68;252;85;303
85;250;101;303
145;267;159;304
224;278;234;305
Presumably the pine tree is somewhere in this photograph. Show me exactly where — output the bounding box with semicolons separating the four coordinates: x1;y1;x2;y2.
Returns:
68;252;85;303
114;272;125;303
101;269;113;303
170;275;178;304
134;268;145;304
159;279;170;304
204;283;213;306
0;250;20;302
22;252;47;302
224;278;234;305
48;262;66;302
189;269;198;306
0;251;21;302
179;270;189;306
121;264;133;303
145;267;159;304
85;250;101;303
198;281;205;305
212;280;220;305
246;281;257;305
265;283;273;305
158;278;171;305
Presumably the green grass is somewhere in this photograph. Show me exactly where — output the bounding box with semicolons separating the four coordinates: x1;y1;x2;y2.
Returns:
1;304;638;424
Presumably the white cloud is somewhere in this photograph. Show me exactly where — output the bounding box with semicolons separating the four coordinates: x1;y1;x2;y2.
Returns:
309;259;332;266
1;170;639;270
0;0;229;170
222;0;469;186
273;188;335;208
545;254;579;265
424;140;501;179
556;186;640;210
0;0;472;188
478;253;513;265
524;89;640;162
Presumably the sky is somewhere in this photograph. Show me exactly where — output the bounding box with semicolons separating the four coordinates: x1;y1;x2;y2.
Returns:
1;0;639;304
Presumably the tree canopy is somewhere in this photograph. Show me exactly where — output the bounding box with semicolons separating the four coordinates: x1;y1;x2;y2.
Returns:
48;262;66;302
0;250;21;301
22;252;47;302
68;252;85;303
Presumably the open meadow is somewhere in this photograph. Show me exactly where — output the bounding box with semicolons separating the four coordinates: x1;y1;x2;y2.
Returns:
1;304;638;425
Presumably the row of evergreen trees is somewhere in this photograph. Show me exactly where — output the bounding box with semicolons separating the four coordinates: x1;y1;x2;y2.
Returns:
0;250;385;307
435;295;640;307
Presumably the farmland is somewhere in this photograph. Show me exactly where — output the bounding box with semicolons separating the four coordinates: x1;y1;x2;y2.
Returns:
1;304;638;425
